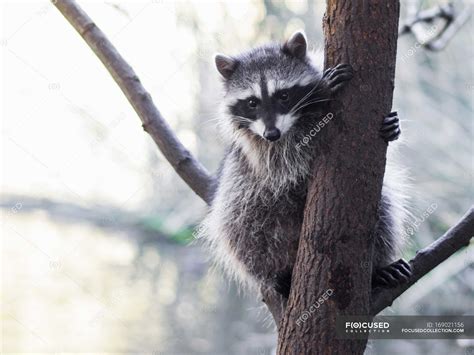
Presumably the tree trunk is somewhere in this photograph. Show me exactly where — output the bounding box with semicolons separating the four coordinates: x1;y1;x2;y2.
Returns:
277;1;400;354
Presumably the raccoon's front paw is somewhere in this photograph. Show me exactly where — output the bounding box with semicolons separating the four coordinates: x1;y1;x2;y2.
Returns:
380;111;401;142
372;259;412;288
323;63;354;95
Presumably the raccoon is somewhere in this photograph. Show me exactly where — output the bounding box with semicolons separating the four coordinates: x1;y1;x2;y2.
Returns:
200;31;411;308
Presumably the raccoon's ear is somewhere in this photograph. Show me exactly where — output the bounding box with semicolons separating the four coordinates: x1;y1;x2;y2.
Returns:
215;54;238;79
283;31;307;59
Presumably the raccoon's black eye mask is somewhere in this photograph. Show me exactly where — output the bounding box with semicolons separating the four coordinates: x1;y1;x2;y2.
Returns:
228;82;325;125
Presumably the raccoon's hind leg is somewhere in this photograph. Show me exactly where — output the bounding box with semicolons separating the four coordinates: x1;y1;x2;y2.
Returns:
372;258;411;288
371;184;412;288
273;250;412;296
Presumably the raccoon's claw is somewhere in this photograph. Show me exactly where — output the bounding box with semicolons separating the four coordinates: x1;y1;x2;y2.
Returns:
323;63;354;95
372;258;412;288
380;111;401;142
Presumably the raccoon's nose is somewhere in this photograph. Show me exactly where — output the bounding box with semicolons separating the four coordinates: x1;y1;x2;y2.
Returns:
263;128;281;142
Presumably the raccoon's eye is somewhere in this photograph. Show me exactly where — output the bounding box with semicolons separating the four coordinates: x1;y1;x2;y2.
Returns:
278;91;289;102
247;97;258;109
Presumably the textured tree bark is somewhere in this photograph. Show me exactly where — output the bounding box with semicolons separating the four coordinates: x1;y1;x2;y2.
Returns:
277;1;400;354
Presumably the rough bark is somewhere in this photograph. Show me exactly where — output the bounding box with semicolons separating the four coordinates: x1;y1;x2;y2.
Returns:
277;1;400;354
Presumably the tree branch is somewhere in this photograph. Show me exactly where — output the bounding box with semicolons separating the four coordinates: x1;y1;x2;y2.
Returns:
424;8;472;51
371;206;474;314
52;0;216;204
399;3;455;36
399;2;472;51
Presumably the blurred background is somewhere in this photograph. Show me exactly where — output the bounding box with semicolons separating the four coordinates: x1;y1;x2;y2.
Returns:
1;0;472;354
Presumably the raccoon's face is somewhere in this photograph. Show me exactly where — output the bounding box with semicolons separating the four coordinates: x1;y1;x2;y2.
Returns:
215;31;325;142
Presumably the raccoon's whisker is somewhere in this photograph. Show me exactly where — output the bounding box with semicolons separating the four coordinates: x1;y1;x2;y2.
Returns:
231;116;253;130
291;98;332;114
293;103;327;113
292;98;333;112
232;115;252;123
202;117;223;125
289;86;318;114
233;115;250;120
290;90;317;114
290;80;325;114
294;79;323;107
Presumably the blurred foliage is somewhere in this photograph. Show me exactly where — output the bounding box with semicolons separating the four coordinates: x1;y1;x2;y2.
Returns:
140;215;196;245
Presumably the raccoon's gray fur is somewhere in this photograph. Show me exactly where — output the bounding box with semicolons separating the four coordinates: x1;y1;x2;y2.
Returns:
199;31;409;302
